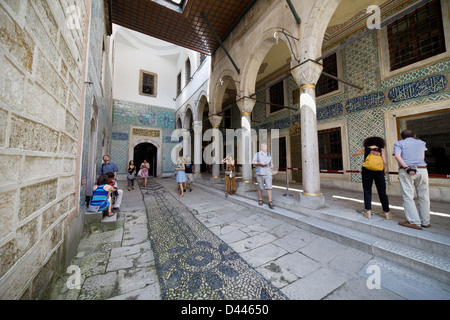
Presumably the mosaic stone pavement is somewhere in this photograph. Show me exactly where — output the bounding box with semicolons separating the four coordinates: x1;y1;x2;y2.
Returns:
140;180;288;300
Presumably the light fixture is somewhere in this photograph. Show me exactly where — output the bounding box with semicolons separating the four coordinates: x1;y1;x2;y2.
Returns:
273;31;279;44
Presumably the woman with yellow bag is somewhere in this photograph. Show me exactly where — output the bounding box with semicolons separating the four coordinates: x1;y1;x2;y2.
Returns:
352;137;393;220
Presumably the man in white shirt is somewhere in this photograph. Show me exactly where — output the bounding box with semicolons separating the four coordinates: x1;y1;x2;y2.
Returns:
253;143;274;209
393;129;430;230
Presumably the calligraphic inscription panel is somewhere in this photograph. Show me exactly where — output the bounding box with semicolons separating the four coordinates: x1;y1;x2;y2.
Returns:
132;128;161;138
388;75;448;103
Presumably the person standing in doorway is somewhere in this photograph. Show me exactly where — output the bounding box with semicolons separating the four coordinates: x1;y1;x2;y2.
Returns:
393;129;430;230
140;160;150;187
253;143;274;209
352;136;392;220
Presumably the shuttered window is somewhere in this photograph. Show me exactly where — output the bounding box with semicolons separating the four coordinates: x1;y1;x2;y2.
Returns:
387;0;445;71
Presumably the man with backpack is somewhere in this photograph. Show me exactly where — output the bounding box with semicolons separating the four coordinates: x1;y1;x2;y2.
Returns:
253;143;274;209
393;129;430;230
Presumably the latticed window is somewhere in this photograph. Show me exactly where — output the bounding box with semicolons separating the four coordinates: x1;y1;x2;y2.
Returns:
185;58;191;84
139;70;157;97
318;127;343;172
269;80;285;113
387;0;445;71
316;53;338;97
177;73;182;95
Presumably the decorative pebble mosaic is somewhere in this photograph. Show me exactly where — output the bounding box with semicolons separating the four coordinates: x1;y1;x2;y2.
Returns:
141;181;288;300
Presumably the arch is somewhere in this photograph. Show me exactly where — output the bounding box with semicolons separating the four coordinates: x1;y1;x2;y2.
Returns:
176;116;182;129
183;105;194;129
195;94;209;122
130;139;162;177
297;0;342;61
210;69;240;115
240;34;291;101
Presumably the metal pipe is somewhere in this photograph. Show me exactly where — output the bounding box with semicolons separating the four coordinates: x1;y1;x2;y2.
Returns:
201;12;240;74
285;0;301;25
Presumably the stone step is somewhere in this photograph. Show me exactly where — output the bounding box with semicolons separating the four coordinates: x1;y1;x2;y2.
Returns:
84;209;117;229
195;181;450;285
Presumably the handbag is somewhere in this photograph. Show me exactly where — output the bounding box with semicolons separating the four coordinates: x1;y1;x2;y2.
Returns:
362;150;383;171
86;204;101;212
137;169;142;177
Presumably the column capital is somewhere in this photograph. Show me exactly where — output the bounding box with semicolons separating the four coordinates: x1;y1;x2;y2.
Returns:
208;114;222;127
236;96;255;114
193;121;203;134
291;59;323;88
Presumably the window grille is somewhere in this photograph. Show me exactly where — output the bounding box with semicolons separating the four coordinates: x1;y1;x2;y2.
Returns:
318;127;343;172
387;0;445;71
316;53;338;97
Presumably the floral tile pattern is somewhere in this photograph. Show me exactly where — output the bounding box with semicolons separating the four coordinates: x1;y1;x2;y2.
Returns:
141;181;288;300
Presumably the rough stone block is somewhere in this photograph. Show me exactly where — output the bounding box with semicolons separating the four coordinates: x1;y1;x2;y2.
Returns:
59;132;77;155
16;217;40;258
0;8;34;73
41;198;68;234
25;81;64;131
0;190;17;240
9;115;59;153
0;108;7;147
0;55;25;111
25;3;59;67
19;179;57;221
23;156;57;182
0;154;21;186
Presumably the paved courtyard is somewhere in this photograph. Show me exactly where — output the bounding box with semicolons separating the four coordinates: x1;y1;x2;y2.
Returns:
47;176;450;302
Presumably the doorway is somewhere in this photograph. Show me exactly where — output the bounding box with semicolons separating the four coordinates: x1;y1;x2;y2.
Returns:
134;143;157;177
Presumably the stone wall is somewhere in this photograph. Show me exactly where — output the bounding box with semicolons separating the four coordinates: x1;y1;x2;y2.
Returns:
0;0;103;299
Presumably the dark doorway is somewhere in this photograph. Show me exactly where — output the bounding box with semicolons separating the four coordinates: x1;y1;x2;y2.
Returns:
134;143;157;177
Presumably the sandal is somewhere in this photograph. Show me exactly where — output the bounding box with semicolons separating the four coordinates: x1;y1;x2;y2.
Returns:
268;201;274;209
258;200;263;206
384;211;393;220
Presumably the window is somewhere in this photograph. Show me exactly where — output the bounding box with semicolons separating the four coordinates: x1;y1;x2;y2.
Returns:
269;80;285;114
318;127;343;172
387;0;445;71
177;73;182;96
316;53;338;97
185;58;191;85
397;109;450;175
278;137;287;171
139;70;157;97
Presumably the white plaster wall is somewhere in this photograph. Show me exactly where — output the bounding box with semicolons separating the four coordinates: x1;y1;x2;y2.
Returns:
112;27;181;108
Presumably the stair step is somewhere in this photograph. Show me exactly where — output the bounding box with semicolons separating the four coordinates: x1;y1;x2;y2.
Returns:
194;181;450;285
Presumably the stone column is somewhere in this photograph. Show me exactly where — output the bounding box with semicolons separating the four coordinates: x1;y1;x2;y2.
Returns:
193;121;203;175
182;128;190;159
209;115;222;183
236;97;256;191
292;60;326;209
